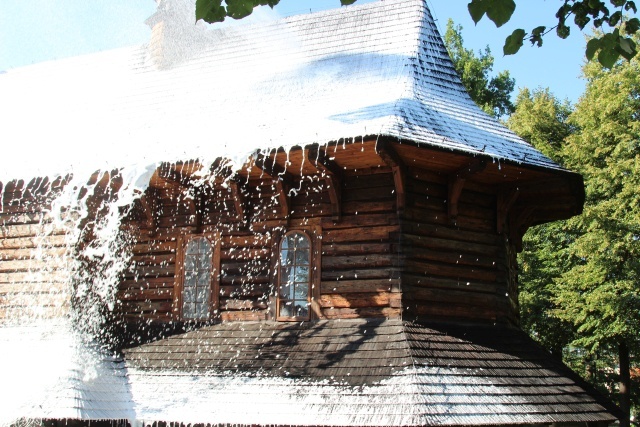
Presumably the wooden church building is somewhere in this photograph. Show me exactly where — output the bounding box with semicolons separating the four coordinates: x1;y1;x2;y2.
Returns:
0;0;620;425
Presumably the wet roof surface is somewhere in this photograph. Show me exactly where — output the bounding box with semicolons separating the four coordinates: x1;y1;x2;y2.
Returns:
0;0;560;183
122;319;618;425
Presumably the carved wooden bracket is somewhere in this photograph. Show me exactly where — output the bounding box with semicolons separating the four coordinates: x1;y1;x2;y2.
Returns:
376;140;406;215
497;187;520;234
139;187;161;237
273;179;290;221
447;159;487;224
228;180;245;223
253;151;295;187
509;206;536;252
306;145;343;221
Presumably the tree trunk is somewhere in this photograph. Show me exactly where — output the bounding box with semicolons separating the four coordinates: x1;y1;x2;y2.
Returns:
619;340;630;427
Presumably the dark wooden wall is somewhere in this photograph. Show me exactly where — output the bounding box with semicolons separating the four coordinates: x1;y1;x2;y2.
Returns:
120;166;402;323
400;167;518;324
3;140;570;328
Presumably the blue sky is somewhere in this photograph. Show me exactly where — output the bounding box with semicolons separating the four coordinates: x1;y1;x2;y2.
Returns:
0;0;587;103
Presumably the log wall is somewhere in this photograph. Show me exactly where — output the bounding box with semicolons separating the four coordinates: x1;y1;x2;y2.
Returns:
400;167;517;324
120;168;402;323
0;178;71;322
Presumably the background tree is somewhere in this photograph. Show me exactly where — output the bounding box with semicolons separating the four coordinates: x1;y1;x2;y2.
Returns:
507;87;577;358
444;19;515;117
552;46;640;426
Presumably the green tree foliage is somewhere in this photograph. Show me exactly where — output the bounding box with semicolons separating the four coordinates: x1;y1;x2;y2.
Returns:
553;46;640;425
510;63;640;422
469;0;640;68
444;20;515;117
507;88;574;161
508;88;577;358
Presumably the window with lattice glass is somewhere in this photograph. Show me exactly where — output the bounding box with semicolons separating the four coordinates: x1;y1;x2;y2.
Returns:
277;231;311;320
182;236;212;320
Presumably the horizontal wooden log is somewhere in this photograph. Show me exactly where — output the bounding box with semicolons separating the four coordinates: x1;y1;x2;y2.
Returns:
401;246;502;270
220;310;269;322
402;232;500;257
0;247;67;261
130;253;175;266
402;273;499;294
322;242;391;257
323;225;398;244
0;224;67;239
408;302;502;322
0;281;68;294
119;277;175;290
0;235;67;250
322;307;401;320
322;254;393;270
117;288;173;302
0;258;67;273
221;234;271;248
342;186;394;202
342;200;395;215
220;282;271;298
221;298;268;311
320;279;399;294
401;220;500;246
0;212;51;226
220;248;269;261
318;292;400;309
321;268;397;281
321;213;398;230
403;207;495;232
0;270;69;284
220;275;270;287
344;172;394;190
131;240;177;254
124;265;174;278
405;259;501;283
119;300;173;314
404;287;500;308
121;313;173;323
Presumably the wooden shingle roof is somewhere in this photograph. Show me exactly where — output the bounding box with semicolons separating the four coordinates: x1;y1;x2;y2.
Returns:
1;0;560;183
123;319;619;425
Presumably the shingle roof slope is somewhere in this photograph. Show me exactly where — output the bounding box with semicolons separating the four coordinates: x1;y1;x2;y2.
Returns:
0;0;560;183
122;319;618;426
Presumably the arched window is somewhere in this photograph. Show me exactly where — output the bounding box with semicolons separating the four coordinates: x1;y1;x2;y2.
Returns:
182;236;213;320
277;231;311;320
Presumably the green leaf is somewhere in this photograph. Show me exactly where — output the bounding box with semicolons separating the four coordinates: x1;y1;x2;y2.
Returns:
586;37;602;60
340;0;358;4
486;0;516;27
608;10;622;26
557;23;571;39
598;46;621;68
468;0;488;24
617;37;637;60
196;0;226;23
624;17;640;34
504;28;526;55
625;1;637;12
609;0;625;6
226;0;256;19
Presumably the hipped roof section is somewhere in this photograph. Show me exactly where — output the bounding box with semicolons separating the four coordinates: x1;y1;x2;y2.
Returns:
0;0;561;184
120;320;617;425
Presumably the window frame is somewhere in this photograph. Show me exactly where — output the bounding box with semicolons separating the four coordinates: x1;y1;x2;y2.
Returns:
173;231;221;321
273;226;321;322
